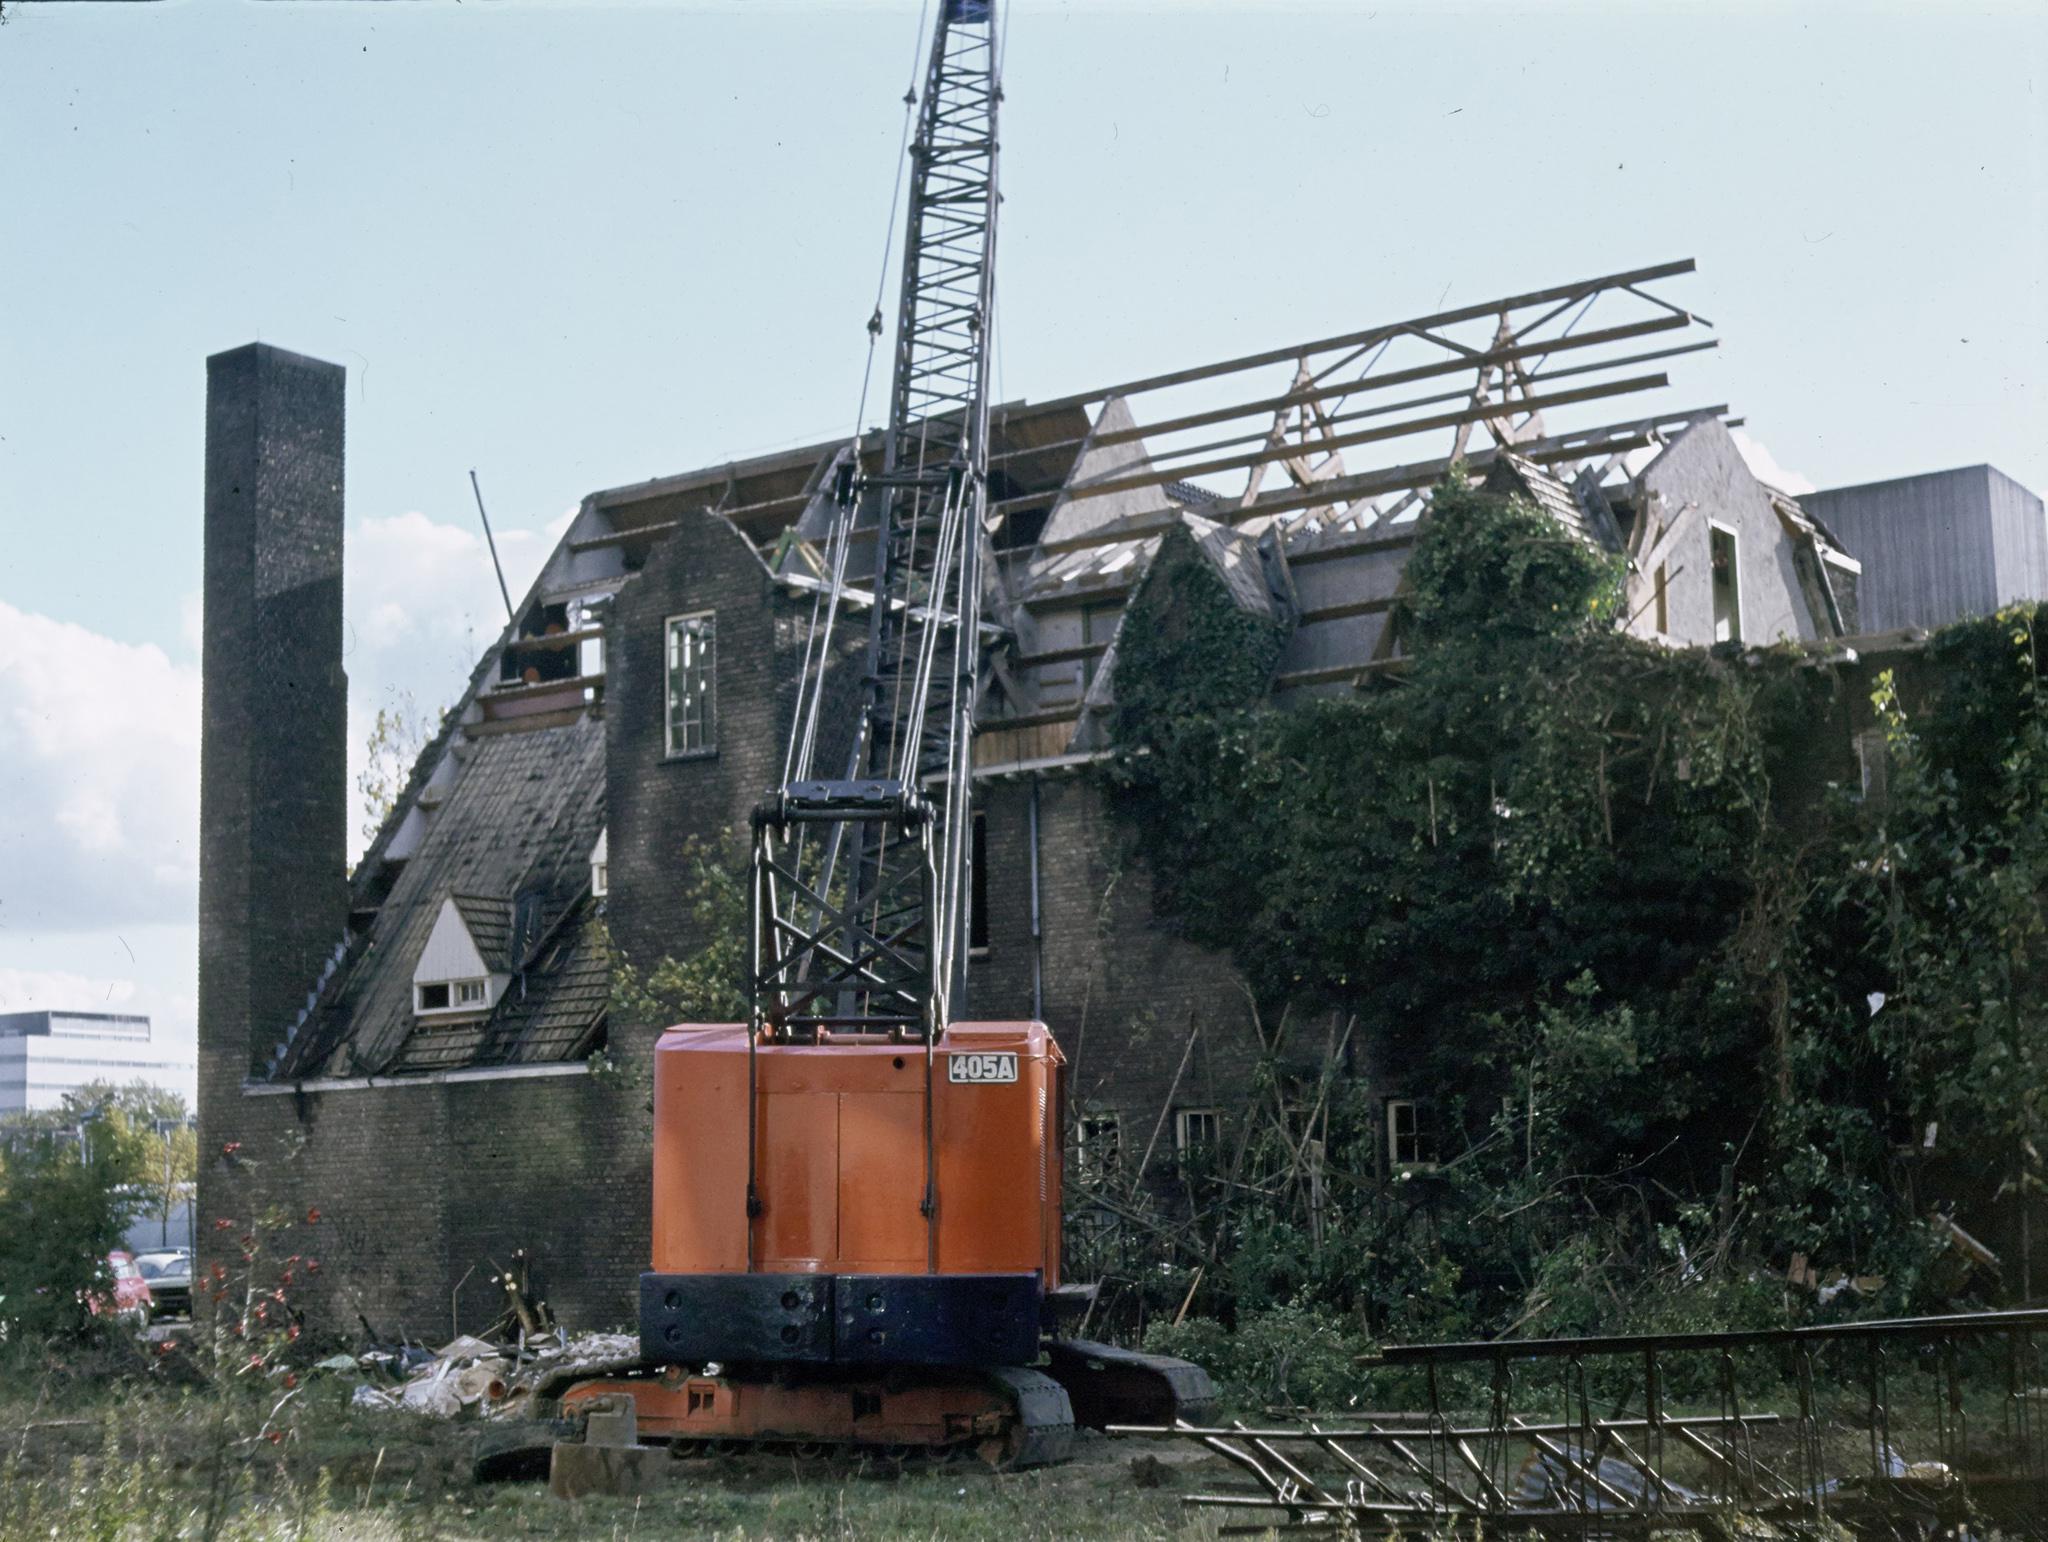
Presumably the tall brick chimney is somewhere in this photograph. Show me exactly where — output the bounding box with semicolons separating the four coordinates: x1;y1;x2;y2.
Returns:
197;344;349;1111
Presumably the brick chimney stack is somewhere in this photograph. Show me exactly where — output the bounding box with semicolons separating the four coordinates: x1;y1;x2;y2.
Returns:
197;344;349;1107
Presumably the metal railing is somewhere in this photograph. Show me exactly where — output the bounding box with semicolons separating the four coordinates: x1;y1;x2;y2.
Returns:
1114;1308;2048;1536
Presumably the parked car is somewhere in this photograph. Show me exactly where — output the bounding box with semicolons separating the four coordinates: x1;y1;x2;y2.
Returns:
133;1249;191;1319
85;1251;155;1330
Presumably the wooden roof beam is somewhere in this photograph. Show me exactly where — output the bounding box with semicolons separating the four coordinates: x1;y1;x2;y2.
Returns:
1022;258;1698;413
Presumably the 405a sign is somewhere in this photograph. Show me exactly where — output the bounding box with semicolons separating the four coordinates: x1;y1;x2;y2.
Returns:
947;1051;1018;1084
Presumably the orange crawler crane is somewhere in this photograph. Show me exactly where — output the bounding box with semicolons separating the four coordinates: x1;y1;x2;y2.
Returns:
559;0;1212;1468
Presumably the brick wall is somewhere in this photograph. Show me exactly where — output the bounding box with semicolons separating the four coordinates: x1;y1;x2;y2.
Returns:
606;510;790;997
972;774;1265;1145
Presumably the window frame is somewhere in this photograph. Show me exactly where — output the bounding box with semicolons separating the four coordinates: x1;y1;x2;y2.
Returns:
1074;1110;1122;1180
1709;523;1742;645
415;978;490;1016
1385;1097;1437;1171
968;810;990;956
1174;1107;1222;1153
664;610;718;759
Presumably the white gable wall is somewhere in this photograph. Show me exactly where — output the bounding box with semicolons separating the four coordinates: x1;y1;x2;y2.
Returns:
414;897;490;985
1629;420;1822;648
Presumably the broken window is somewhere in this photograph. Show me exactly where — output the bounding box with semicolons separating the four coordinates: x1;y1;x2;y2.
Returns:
969;811;990;954
416;979;489;1014
1710;526;1741;644
1175;1107;1221;1152
1385;1098;1436;1169
1854;728;1888;807
1074;1111;1121;1181
665;612;716;757
591;828;610;898
1080;603;1114;691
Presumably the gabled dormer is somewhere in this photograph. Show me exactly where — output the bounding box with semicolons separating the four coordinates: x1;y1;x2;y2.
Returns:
413;894;513;1018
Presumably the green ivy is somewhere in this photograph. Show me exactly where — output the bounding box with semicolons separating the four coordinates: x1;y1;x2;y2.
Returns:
1096;475;2048;1335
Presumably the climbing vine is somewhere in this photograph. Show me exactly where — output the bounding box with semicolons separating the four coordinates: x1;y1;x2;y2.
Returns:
1103;476;2048;1342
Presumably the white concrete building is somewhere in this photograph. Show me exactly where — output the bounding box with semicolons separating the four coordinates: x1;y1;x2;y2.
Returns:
0;1011;195;1116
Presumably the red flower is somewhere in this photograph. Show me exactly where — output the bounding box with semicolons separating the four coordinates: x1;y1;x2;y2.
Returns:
279;1271;294;1286
222;1142;242;1155
214;1218;234;1231
210;1263;227;1282
283;1372;298;1390
248;1352;263;1368
305;1260;320;1275
304;1208;321;1224
287;1323;301;1341
265;1430;283;1445
155;1342;173;1357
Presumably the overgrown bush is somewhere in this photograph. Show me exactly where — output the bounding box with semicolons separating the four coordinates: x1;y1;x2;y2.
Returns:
1144;1298;1373;1412
1088;472;2048;1351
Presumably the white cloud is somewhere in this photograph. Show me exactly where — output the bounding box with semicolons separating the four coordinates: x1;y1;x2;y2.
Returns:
0;602;200;931
1731;430;1817;496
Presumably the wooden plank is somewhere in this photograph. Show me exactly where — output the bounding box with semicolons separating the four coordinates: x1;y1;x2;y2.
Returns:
1297;596;1398;624
1272;662;1370;690
1285;531;1418;569
1020;259;1697;414
570;521;678;553
1010;407;1725;560
1054;373;1673;507
1021;582;1135;613
1011;641;1111;668
1072;313;1693;455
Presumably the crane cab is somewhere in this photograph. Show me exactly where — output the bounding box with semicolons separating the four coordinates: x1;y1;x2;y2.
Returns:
642;1020;1064;1368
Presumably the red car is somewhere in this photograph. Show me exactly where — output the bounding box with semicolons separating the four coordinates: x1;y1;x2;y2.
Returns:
85;1251;155;1329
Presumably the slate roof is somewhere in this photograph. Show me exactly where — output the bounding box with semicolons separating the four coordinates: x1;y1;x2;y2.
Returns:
1484;453;1604;550
388;903;610;1073
450;894;514;972
275;713;607;1080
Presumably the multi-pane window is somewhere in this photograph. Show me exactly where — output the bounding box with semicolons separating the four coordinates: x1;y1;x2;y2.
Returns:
416;979;489;1015
1175;1107;1222;1152
665;612;716;757
1385;1098;1436;1169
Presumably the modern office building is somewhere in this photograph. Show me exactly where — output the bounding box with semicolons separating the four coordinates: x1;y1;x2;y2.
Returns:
0;1011;195;1116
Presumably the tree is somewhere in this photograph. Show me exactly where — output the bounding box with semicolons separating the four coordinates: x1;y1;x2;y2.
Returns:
357;689;443;846
0;1083;169;1345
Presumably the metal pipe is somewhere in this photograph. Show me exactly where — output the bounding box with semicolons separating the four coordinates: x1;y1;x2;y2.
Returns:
1028;774;1043;1021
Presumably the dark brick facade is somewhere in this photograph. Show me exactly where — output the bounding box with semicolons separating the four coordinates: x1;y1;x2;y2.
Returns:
194;359;1912;1337
198;343;349;1082
972;776;1264;1127
604;510;791;996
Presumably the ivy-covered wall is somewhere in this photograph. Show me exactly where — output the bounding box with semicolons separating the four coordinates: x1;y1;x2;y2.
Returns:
1100;477;2048;1339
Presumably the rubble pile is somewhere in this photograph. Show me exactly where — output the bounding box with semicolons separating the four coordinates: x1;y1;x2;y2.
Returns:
344;1329;640;1422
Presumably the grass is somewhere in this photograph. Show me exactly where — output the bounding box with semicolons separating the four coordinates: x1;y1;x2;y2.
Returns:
1;1360;1214;1541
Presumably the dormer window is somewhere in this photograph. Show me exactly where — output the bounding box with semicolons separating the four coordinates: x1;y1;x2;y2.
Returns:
590;827;609;898
413;895;514;1020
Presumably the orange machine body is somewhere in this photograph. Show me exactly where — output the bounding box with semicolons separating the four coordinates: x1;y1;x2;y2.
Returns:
650;1021;1063;1283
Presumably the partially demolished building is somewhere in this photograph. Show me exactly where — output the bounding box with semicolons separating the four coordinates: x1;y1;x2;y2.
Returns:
200;261;1902;1332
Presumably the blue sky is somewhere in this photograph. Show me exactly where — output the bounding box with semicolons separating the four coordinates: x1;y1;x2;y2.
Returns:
1;0;2043;1097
